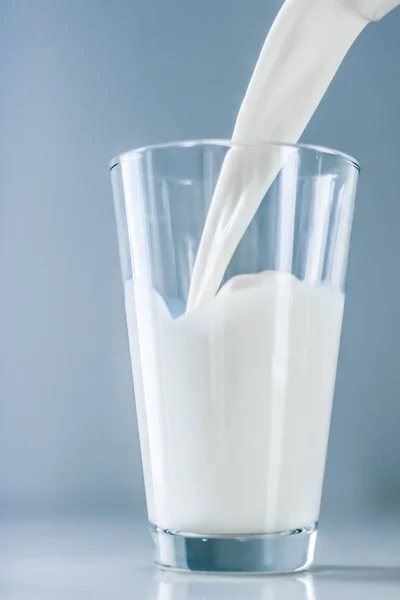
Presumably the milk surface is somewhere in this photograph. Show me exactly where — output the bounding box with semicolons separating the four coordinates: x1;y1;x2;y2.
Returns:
125;272;344;534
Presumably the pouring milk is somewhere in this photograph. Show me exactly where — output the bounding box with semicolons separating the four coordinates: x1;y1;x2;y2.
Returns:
187;0;400;311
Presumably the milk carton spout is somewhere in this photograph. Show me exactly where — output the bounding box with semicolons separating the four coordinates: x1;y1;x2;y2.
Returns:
341;0;400;20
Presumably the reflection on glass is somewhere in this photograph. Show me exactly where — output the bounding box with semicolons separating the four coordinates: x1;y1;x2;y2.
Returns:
153;571;316;600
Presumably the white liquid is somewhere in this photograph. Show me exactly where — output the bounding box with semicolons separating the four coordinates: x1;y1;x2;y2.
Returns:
187;0;400;311
125;272;344;534
122;0;400;536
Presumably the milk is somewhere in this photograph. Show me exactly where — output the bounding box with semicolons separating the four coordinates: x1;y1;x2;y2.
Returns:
118;0;400;538
125;272;344;534
187;0;400;311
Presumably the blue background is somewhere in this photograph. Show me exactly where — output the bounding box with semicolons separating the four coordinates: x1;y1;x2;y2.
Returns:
1;0;400;529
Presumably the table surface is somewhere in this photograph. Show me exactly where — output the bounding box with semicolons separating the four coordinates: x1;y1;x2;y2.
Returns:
1;516;399;599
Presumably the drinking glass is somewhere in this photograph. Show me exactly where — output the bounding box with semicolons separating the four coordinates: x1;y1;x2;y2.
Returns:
110;140;359;573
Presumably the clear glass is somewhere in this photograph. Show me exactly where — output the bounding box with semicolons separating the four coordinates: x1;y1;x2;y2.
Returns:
110;140;359;574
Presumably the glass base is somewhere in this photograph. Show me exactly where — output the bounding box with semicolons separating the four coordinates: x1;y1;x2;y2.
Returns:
150;522;317;574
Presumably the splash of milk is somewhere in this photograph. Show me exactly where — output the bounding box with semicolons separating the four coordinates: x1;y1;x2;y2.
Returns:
187;0;400;311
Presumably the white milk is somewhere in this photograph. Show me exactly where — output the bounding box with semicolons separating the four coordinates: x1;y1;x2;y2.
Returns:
125;272;344;534
187;0;400;311
121;0;400;537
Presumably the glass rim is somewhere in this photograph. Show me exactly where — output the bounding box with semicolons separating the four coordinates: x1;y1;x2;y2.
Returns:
109;139;360;172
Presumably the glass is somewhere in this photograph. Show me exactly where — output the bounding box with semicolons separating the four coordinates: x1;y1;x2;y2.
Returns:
110;140;359;574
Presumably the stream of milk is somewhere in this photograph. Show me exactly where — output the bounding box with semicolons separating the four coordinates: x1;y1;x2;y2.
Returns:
187;0;400;311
